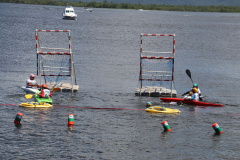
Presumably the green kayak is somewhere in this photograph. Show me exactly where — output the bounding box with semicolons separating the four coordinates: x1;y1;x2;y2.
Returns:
34;91;53;104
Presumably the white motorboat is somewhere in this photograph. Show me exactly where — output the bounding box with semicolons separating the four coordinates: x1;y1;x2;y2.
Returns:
63;6;77;20
84;7;93;12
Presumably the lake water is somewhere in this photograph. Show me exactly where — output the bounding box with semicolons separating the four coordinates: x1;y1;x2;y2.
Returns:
0;3;240;159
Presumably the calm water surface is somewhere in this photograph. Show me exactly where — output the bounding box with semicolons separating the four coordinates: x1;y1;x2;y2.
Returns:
0;3;240;159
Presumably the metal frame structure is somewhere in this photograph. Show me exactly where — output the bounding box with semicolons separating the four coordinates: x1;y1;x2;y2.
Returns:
139;33;175;96
36;29;77;92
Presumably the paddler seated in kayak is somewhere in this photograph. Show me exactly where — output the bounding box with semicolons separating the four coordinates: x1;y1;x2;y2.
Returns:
26;74;40;88
37;84;52;99
146;102;166;110
146;102;152;108
184;87;199;102
182;83;201;98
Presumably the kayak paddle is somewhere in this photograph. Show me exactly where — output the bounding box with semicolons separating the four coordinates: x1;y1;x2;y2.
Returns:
185;69;203;100
51;87;61;92
181;69;193;97
25;87;60;99
25;94;34;99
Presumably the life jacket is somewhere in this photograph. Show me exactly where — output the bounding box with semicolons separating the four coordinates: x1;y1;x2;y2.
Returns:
192;93;199;101
26;79;37;88
43;89;50;98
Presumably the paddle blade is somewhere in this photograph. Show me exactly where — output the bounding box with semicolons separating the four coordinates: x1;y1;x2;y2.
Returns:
51;87;60;92
25;94;34;99
186;69;194;84
186;69;191;78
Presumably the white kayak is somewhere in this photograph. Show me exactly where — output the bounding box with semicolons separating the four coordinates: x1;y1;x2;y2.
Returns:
21;86;39;94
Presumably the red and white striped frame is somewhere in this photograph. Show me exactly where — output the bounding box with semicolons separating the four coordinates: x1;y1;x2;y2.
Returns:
139;79;172;81
140;33;175;55
139;33;175;87
139;57;174;82
141;34;175;37
36;29;71;53
37;52;71;55
41;75;71;77
36;29;72;76
37;30;69;32
141;56;173;59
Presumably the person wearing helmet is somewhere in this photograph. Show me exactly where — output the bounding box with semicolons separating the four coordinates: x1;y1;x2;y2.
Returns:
191;87;199;101
184;87;199;101
193;83;198;88
26;74;40;88
182;83;201;98
37;84;52;99
146;102;152;108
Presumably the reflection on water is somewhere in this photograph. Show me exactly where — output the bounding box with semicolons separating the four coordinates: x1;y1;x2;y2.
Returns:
161;131;170;142
212;133;222;147
14;123;22;130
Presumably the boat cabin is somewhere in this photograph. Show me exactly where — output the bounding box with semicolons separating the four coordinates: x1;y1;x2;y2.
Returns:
63;6;77;20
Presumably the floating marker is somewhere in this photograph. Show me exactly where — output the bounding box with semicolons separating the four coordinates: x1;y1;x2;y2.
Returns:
68;114;74;128
14;113;23;124
212;123;222;134
161;121;171;132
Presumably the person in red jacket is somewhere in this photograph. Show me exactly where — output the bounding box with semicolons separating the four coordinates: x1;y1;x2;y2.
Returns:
38;84;52;99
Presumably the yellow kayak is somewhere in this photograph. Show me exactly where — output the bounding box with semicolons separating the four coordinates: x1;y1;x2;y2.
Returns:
19;102;52;108
145;106;180;114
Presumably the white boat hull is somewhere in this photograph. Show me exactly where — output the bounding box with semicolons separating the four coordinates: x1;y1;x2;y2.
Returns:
63;15;77;20
21;86;39;94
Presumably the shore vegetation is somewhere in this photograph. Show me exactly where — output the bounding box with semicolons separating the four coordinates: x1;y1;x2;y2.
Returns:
1;0;240;13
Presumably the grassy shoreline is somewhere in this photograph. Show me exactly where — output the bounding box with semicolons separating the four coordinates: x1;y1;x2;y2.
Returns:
1;0;240;13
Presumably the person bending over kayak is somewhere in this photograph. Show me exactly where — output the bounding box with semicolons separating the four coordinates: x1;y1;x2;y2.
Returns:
185;87;199;102
182;83;201;97
26;74;40;88
37;84;52;99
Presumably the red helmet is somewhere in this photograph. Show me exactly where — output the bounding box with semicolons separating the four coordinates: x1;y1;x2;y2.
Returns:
42;84;47;88
30;74;35;78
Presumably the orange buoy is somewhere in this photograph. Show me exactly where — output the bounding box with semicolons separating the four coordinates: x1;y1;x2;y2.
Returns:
14;113;23;124
68;114;74;128
161;121;171;132
212;123;222;134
